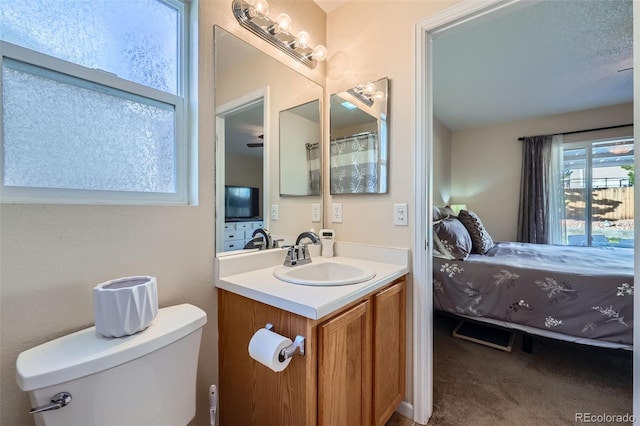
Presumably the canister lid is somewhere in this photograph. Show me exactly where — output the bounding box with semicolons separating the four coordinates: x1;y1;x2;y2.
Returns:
16;304;207;391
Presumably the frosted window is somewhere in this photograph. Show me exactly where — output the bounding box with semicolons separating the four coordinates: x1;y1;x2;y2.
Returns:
2;60;176;193
0;0;179;94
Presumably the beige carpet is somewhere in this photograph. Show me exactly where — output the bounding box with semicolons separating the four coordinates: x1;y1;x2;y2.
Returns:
429;314;632;425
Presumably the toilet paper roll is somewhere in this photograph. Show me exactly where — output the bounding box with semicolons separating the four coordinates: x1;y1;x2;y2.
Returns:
248;328;293;372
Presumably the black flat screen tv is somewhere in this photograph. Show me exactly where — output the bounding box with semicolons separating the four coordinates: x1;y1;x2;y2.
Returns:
225;186;260;220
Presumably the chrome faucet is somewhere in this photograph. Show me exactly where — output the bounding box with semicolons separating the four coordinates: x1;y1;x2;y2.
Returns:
251;228;272;250
283;231;320;266
295;231;320;246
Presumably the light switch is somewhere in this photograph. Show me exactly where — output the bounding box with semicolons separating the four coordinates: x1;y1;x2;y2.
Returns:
270;204;279;220
394;203;408;226
332;203;343;223
311;203;321;222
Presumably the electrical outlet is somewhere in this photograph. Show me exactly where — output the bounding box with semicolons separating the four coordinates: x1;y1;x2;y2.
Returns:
394;203;408;226
331;203;343;223
311;203;321;222
270;204;279;220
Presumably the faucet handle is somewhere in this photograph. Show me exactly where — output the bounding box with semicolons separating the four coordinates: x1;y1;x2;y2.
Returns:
300;243;311;259
272;238;285;248
283;245;299;266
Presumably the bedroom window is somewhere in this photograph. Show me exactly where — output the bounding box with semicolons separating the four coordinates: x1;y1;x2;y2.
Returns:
0;0;192;205
562;138;634;248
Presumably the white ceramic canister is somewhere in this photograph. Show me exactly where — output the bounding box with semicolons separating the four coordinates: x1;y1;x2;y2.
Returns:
93;276;158;337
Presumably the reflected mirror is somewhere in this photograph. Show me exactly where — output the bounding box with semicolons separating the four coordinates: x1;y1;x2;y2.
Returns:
330;78;389;194
214;26;323;254
280;100;321;196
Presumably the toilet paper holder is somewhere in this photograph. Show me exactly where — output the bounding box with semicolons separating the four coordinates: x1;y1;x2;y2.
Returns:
265;323;305;361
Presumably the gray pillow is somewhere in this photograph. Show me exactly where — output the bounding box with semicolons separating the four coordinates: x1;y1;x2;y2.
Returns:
433;217;472;260
458;210;494;254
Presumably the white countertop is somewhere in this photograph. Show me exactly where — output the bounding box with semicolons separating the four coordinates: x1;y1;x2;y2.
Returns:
215;243;410;320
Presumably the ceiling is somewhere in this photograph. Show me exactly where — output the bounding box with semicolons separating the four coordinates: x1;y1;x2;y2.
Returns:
225;102;264;158
433;0;633;131
313;0;348;13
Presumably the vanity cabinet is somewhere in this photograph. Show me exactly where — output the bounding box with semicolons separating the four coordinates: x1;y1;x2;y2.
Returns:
218;277;406;426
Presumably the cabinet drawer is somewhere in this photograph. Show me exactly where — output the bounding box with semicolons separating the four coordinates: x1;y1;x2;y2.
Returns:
223;240;245;251
245;229;260;239
224;223;236;231
235;222;252;231
224;229;243;241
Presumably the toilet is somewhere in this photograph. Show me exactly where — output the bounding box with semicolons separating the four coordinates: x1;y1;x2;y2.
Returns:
16;303;207;426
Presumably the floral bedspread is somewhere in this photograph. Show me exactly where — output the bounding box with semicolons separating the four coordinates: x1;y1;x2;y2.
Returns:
433;242;634;346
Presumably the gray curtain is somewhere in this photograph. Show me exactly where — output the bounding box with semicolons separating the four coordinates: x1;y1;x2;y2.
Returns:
517;135;552;243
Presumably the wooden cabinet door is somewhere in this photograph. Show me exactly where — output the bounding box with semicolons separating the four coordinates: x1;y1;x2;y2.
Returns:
218;290;315;426
318;301;372;426
372;279;406;426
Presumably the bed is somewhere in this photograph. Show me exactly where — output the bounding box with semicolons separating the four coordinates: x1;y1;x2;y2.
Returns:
432;208;634;350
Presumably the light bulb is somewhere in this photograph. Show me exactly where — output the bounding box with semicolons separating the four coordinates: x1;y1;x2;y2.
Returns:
276;13;292;32
373;91;385;102
363;82;376;95
244;5;257;19
296;31;310;48
312;45;327;61
253;0;269;15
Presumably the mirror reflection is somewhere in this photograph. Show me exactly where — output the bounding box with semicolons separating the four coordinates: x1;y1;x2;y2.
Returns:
214;26;323;254
279;100;321;196
330;77;389;194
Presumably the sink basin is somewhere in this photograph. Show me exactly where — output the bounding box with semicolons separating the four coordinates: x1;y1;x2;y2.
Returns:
273;261;376;286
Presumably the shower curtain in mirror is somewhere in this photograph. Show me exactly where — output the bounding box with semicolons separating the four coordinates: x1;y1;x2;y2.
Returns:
306;143;320;194
330;132;379;193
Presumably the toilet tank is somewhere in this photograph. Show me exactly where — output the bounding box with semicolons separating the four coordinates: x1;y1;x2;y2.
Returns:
16;304;207;426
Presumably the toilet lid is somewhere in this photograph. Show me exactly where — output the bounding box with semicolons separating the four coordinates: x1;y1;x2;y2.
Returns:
16;304;207;391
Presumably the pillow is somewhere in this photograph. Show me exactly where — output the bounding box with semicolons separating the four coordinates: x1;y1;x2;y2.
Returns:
457;210;494;254
432;217;472;260
433;205;455;221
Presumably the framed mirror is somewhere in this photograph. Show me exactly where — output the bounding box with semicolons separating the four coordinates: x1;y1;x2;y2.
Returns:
279;100;321;196
329;77;389;194
214;26;323;254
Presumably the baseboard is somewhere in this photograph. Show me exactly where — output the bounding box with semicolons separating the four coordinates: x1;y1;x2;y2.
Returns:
396;400;414;422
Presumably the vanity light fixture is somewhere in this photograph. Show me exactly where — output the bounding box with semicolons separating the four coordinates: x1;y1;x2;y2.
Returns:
347;82;386;107
232;0;328;69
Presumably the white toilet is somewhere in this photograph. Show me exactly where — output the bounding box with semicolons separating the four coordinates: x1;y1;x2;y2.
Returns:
16;303;207;426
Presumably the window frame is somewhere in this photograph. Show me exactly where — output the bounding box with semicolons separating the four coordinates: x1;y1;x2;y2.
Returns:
0;0;192;205
562;136;635;246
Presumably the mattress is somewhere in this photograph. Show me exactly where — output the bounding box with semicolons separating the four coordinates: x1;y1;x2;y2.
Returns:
433;242;634;347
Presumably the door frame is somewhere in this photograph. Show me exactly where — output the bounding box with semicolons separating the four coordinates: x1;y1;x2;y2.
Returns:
413;0;638;423
413;2;510;421
215;87;270;253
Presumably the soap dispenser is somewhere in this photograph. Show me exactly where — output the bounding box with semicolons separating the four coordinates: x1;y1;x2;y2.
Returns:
320;229;335;258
